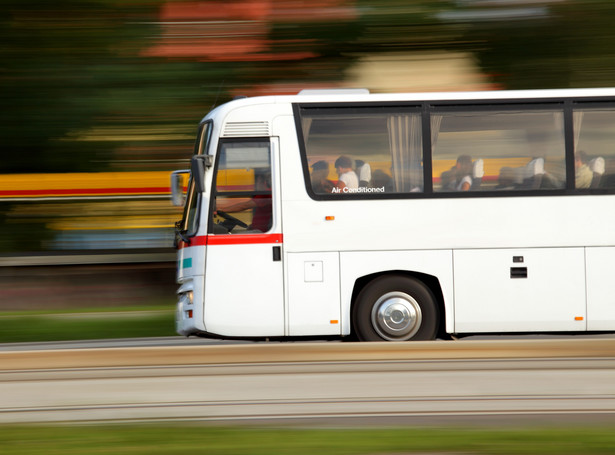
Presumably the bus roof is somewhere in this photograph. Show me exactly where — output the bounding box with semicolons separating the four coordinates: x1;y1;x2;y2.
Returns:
203;87;615;123
228;86;615;105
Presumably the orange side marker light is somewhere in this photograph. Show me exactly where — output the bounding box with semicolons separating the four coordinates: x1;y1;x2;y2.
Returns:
330;320;339;324
325;216;335;221
575;316;584;321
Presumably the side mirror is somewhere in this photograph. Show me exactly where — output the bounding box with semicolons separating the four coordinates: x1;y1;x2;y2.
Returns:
191;155;213;193
170;170;189;206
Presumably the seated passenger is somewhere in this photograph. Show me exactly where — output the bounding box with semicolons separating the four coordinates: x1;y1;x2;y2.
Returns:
334;155;359;191
522;157;545;189
441;155;473;191
372;169;394;192
575;151;593;189
310;160;334;194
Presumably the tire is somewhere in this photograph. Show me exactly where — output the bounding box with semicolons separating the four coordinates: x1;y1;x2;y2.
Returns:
353;275;439;341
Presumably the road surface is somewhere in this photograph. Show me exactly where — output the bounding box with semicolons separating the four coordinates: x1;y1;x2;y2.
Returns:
1;338;615;425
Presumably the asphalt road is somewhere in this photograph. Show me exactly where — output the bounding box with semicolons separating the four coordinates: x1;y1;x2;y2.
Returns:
1;338;615;425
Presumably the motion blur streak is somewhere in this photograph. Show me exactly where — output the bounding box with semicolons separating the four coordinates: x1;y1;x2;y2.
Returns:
3;2;615;311
1;339;615;424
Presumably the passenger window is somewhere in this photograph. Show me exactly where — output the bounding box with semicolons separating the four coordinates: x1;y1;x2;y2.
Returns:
299;107;423;196
210;140;272;234
431;108;566;192
573;107;615;189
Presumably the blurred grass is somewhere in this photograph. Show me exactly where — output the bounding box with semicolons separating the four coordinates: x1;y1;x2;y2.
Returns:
1;425;614;454
0;307;175;343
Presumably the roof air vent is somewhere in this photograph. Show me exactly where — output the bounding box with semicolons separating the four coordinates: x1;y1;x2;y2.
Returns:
222;121;271;137
298;88;370;95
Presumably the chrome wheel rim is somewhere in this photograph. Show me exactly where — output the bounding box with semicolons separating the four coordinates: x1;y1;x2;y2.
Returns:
371;291;422;341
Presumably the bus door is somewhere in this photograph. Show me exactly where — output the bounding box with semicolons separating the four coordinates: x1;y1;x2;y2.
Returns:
203;138;284;337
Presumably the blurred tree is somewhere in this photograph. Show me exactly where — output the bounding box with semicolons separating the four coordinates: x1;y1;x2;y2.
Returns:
455;0;615;89
4;0;615;254
0;1;151;172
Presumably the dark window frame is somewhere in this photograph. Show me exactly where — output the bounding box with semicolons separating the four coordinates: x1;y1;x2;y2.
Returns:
294;97;615;201
294;103;424;201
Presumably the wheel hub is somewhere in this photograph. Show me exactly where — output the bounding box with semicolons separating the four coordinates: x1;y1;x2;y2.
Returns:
372;291;422;341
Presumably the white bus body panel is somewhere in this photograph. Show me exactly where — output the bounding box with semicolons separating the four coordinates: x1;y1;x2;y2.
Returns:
586;247;615;331
287;252;341;336
204;242;284;336
453;248;587;333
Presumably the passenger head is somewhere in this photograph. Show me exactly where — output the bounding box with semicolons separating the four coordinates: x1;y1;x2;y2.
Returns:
455;155;472;175
311;160;330;180
334;155;353;174
575;151;588;168
312;160;329;172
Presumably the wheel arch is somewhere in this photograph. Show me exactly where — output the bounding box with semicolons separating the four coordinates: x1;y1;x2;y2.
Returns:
349;270;449;340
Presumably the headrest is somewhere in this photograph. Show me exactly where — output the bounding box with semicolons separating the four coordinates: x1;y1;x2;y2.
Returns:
589;157;605;175
525;158;544;178
472;159;484;179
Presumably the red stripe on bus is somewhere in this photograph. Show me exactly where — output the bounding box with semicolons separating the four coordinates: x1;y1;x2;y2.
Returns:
178;233;283;249
208;233;283;245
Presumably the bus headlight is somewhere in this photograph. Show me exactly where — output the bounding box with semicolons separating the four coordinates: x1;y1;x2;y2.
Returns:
179;291;193;306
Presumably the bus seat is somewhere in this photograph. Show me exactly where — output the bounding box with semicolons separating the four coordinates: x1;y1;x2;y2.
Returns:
356;161;372;188
522;158;544;189
589;157;605;188
471;159;484;190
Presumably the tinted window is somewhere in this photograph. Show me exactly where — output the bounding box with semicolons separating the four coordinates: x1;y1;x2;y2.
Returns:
573;107;615;189
299;107;423;196
431;108;566;192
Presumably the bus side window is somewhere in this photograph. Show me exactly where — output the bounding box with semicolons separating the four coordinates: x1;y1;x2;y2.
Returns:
431;107;565;193
573;107;615;190
299;107;424;197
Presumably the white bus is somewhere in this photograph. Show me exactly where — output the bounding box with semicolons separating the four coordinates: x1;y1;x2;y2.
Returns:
172;88;615;341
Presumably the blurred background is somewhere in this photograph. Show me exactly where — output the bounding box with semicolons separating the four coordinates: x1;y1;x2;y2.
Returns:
3;0;615;312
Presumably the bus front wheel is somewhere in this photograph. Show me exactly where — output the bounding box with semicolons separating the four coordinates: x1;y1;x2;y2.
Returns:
353;275;438;341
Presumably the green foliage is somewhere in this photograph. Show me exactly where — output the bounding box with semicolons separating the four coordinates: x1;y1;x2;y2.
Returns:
456;0;615;89
0;1;155;172
4;0;615;175
1;425;615;454
4;0;615;255
0;309;175;342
